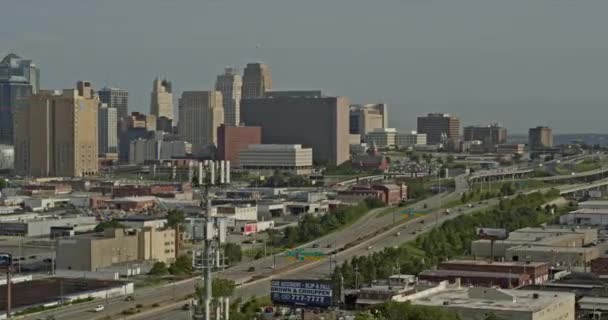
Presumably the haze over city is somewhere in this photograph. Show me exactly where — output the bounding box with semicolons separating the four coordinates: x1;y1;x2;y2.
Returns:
2;0;608;133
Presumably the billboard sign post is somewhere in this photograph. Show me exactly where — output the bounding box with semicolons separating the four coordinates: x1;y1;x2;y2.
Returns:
271;280;335;308
476;228;508;262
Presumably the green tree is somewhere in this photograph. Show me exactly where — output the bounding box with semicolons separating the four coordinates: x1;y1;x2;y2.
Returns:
166;210;185;229
148;261;169;276
94;220;124;233
446;155;455;164
354;311;376;320
0;178;7;189
169;254;192;275
212;278;236;297
500;183;514;196
223;243;242;265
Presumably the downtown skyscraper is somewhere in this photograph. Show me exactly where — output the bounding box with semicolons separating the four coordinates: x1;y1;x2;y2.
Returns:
215;67;242;126
178;91;224;155
0;53;40;145
98;86;129;119
150;77;174;120
241;62;272;99
98;104;118;155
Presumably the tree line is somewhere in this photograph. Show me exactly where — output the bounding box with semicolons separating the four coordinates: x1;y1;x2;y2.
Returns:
333;189;561;288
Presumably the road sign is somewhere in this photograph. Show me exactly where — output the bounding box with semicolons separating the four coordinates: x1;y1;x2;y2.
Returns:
271;279;336;308
285;248;325;261
401;208;431;217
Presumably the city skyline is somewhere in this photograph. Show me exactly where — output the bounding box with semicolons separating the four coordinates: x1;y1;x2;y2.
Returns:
2;0;607;134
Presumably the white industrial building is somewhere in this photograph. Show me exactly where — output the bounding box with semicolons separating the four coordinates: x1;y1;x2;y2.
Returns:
408;283;575;320
239;144;313;175
364;128;396;148
129;137;191;164
213;204;257;221
396;131;427;148
0;215;97;236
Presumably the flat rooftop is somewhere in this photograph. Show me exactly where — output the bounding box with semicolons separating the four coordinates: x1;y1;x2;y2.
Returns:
442;259;548;268
420;269;525;279
413;287;573;312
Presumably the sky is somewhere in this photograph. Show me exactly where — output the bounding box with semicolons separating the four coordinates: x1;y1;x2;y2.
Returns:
2;0;607;134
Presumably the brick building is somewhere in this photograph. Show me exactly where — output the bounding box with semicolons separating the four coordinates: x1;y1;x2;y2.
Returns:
217;124;262;165
337;183;406;205
439;260;549;284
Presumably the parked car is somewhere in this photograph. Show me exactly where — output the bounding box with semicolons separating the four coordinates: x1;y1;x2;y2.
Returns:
125;295;135;301
182;304;190;311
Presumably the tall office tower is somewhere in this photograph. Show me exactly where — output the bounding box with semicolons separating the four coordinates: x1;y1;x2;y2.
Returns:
241;94;350;165
417;113;460;145
215;67;242;126
529;126;553;150
0;53;40;145
150;77;174;120
349;104;388;141
463;124;507;150
14;81;98;177
241;62;272;98
98;104;118;155
178;91;224;155
98;87;129;119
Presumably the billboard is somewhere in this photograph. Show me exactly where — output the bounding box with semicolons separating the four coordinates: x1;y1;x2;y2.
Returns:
0;253;12;272
243;223;258;235
271;279;335;308
476;228;508;240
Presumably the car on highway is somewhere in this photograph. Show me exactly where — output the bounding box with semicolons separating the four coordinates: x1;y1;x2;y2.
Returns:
312;243;320;248
367;246;373;250
247;266;256;272
326;243;332;248
411;230;417;235
93;305;105;312
124;295;135;301
182;303;190;310
395;232;401;237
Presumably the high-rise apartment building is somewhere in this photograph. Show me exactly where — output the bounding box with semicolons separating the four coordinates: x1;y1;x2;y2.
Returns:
241;94;350;165
98;87;129;119
241;62;272;98
14;81;98;177
0;53;39;145
98;104;118;155
150;77;174;120
215;67;242;126
417;113;460;145
217;124;262;165
349;104;388;141
178;91;224;155
529;126;553;150
463;124;507;151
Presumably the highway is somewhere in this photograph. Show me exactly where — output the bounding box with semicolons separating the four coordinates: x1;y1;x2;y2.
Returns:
22;165;526;320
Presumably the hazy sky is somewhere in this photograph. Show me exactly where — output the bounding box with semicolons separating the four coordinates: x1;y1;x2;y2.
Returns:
2;0;607;134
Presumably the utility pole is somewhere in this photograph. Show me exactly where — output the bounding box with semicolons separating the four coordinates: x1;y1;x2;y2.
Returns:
193;161;228;320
